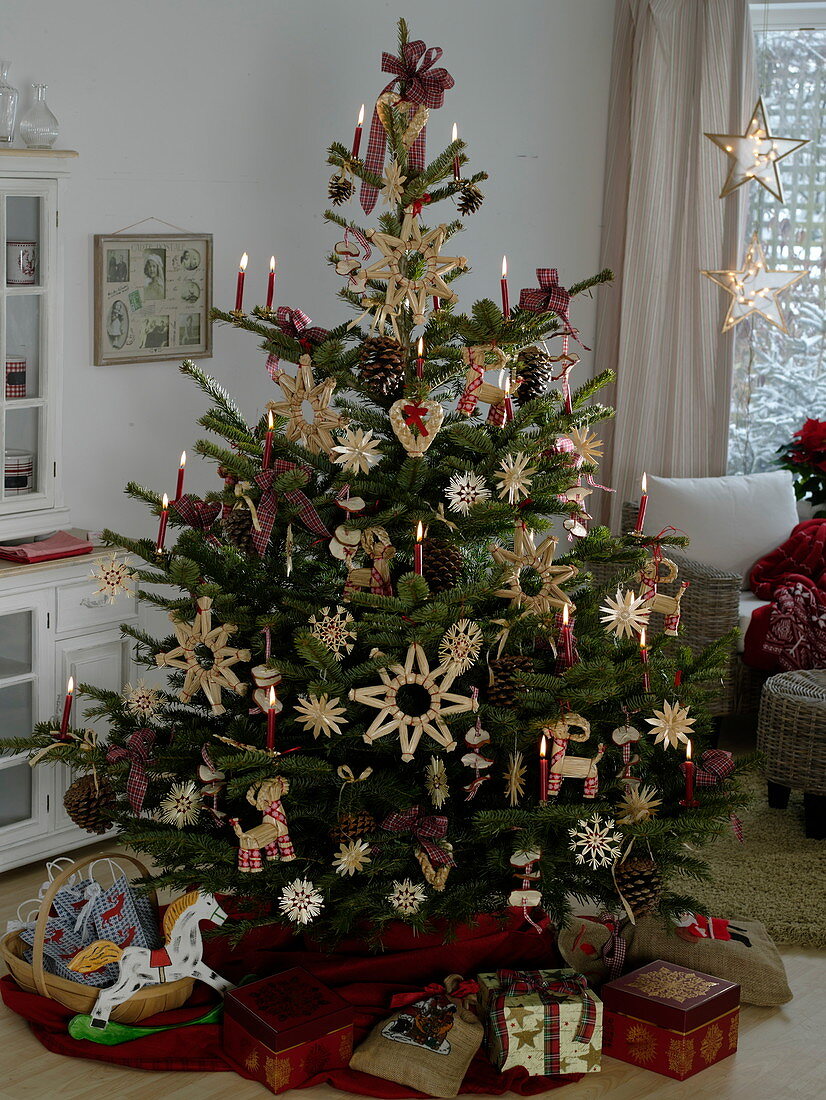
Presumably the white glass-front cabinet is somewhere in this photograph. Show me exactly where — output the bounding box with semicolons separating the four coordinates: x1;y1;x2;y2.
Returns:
0;151;140;872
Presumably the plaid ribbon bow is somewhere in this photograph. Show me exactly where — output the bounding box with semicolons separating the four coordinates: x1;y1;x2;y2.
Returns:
391;978;479;1009
172;495;222;547
266;307;329;380
492;970;596;1075
360;39;454;214
518;269;589;350
695;749;735;787
106;728;155;814
253;459;331;557
382;805;454;866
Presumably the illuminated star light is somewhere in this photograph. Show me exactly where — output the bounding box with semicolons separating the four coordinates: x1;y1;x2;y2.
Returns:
705;97;808;202
702;234;806;333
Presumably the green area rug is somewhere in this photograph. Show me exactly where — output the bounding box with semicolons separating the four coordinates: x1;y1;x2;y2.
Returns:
694;776;826;949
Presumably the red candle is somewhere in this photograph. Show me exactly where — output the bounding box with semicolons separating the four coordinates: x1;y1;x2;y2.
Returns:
500;255;510;319
262;410;274;470
156;493;169;552
675;668;683;687
266;686;278;752
416;336;424;381
234;252;248;311
451;122;461;181
639;626;650;692
634;472;648;534
414;521;424;575
352;103;365;158
174;451;186;501
502;375;514;425
539;734;548;804
560;603;574;668
432;296;440;312
266;255;276;310
59;676;74;738
680;739;699;807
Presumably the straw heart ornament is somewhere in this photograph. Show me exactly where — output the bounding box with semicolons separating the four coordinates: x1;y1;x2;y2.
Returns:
389;398;444;457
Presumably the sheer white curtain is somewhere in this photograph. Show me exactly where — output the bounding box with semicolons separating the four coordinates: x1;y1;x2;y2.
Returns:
594;0;755;527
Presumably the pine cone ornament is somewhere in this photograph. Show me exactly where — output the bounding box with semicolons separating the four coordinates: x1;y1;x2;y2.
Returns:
487;655;535;706
331;810;376;841
457;181;484;216
422;538;463;593
358;336;406;407
614;855;663;918
222;507;257;554
515;345;554;406
328;173;355;206
63;774;115;835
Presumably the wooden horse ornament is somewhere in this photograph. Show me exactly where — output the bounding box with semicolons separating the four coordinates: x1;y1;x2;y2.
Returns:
68;891;233;1029
228;777;296;872
544;714;605;798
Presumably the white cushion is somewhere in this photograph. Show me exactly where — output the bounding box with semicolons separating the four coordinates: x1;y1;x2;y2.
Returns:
641;471;799;584
736;593;772;652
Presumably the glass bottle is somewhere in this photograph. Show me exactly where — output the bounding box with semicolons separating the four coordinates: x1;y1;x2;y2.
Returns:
0;60;19;143
19;84;59;149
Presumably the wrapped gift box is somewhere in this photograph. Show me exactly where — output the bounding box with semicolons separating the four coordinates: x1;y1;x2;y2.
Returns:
601;960;740;1080
477;968;602;1076
222;967;354;1093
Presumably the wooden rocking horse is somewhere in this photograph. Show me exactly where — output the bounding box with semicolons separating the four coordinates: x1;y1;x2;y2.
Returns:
68;891;233;1029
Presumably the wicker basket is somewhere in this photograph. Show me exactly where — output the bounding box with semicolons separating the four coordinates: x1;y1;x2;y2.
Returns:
0;851;195;1024
757;670;826;795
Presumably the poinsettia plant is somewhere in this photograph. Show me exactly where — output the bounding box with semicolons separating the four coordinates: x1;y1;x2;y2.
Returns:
776;418;826;516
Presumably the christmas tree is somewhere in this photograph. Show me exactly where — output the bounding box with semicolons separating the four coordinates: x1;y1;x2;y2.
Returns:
7;21;742;945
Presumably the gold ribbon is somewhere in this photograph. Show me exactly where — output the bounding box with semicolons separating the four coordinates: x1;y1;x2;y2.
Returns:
30;727;98;768
234;481;262;531
337;765;373;784
431;504;459;532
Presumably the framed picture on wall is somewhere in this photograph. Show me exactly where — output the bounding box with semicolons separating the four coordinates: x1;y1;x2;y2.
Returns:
93;233;213;365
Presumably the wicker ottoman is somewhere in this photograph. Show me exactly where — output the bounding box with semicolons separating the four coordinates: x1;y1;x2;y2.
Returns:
757;669;826;839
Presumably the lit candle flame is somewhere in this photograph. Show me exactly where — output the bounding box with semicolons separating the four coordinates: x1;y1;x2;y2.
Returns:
162;493;169;511
452;122;458;143
67;676;74;695
641;472;647;494
357;103;365;126
639;626;646;649
268;686;277;709
686;739;692;761
416;520;424;543
239;252;248;272
540;734;547;758
179;450;186;469
269;256;276;273
417;336;424;357
267;409;274;429
501;255;508;279
562;603;569;626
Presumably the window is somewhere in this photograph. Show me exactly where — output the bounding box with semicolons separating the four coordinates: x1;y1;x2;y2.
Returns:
728;17;826;474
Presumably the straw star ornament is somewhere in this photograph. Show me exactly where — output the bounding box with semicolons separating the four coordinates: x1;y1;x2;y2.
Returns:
646;701;695;749
490;527;577;615
294;693;347;738
266;356;346;454
600;588;651;639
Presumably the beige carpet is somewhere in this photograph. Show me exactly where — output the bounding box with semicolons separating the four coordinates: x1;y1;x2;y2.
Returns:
693;776;826;949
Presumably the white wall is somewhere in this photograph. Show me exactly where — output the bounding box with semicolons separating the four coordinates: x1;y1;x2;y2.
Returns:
1;0;616;538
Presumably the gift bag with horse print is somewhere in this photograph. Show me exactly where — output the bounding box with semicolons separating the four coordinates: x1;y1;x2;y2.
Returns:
350;974;483;1097
67;890;235;1029
89;871;162;952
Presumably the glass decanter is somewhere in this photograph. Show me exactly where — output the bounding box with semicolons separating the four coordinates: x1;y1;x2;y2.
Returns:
19;84;59;149
0;60;19;143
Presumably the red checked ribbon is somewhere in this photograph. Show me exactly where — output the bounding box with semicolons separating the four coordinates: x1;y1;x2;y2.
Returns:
518;268;589;350
360;40;454;214
172;496;222;546
492;970;596;1074
592;913;626;981
254;460;331;556
106;728;155;814
390;979;479;1009
382;805;454;866
402;400;430;436
695;749;735;787
266;307;329;379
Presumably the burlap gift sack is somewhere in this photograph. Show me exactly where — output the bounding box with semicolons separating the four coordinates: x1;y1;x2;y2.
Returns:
349;973;484;1097
627;914;792;1006
556;914;632;988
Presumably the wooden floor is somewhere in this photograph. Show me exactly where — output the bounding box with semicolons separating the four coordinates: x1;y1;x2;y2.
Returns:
0;842;823;1100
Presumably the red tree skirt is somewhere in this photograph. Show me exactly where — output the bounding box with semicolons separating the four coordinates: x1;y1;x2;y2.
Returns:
0;912;581;1093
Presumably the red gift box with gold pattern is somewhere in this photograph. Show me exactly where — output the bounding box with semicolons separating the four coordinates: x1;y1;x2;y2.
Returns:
600;960;740;1080
222;966;354;1093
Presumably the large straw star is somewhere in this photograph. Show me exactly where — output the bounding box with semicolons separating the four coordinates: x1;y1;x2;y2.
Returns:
350;212;467;338
489;526;577;615
156;596;250;714
702;234;806;334
705;98;808;202
267;356;346;454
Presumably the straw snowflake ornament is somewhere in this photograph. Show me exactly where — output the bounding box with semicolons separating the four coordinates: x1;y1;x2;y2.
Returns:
332;840;372;876
568;814;624;869
331;428;383;475
90;555;134;604
387;878;427;916
446;470;491;515
504;750;527;807
569;426;603;466
490;527;577;616
425;755;450;809
600;589;651;639
380;160;407;206
646;701;695;749
616;784;663;824
438;619;483;674
279;879;324;925
159;781;201;828
124;680;162;720
294;693;347;738
495;452;537;504
309;606;356;660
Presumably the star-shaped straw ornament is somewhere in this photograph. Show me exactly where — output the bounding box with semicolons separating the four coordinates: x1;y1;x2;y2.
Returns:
600;589;651;639
495;453;537;504
294;693;347;738
490;527;577;615
266;355;347;454
646;701;696;750
331;427;383;475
